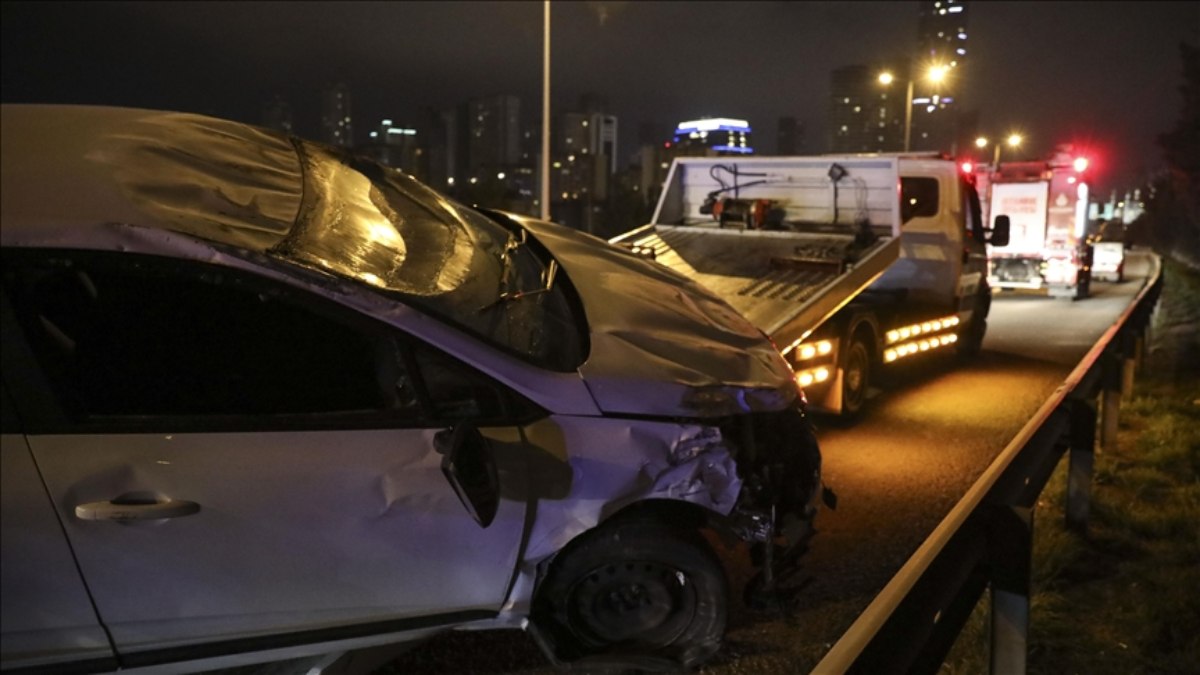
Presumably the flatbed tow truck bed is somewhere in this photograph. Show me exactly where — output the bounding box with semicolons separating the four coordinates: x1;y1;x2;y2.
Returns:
615;223;898;347
611;156;903;348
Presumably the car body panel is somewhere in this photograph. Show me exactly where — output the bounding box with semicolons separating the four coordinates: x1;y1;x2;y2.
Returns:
515;415;741;564
509;215;797;417
0;432;115;670
25;426;527;654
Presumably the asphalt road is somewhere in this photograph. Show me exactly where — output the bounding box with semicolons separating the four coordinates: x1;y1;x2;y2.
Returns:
377;252;1155;674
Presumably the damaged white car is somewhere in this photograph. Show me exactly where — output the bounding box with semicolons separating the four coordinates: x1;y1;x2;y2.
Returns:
0;105;828;674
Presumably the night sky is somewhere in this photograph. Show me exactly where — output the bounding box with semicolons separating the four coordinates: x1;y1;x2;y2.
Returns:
3;1;1198;197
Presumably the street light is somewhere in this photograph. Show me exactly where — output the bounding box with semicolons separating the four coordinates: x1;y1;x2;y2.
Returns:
976;133;1024;166
879;64;948;152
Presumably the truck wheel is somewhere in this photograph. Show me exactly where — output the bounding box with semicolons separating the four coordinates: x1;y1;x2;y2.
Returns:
533;519;727;669
841;336;871;418
958;291;990;358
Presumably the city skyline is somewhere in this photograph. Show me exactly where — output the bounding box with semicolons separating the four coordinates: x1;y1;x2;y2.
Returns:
3;1;1198;196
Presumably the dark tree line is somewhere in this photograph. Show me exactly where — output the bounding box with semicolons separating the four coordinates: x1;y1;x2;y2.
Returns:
1134;42;1200;268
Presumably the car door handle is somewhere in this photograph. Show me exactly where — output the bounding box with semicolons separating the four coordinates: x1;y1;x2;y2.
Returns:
75;495;201;521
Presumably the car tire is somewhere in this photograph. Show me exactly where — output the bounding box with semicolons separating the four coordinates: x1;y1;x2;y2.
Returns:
533;518;727;669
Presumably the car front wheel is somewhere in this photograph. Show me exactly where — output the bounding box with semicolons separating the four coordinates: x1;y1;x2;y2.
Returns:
532;518;727;669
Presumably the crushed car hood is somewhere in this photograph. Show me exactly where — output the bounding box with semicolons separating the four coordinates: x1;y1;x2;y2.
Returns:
505;215;798;418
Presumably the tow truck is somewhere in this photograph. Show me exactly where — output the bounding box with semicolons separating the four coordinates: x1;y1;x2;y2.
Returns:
611;154;1010;417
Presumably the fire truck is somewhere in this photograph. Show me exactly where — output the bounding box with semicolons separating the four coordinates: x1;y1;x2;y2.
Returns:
982;148;1093;299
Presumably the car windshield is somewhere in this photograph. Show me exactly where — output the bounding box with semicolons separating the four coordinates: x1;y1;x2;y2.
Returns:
273;141;585;371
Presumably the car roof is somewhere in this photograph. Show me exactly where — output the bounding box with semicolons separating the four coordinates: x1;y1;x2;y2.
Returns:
1;104;304;252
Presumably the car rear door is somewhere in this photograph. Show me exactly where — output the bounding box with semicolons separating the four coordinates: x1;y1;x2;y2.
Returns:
2;249;533;667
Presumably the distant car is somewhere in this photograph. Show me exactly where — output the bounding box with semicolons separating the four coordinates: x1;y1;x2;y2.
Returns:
1092;241;1126;282
0;105;824;673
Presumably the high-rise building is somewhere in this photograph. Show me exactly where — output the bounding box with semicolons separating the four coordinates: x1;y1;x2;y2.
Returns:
777;117;806;155
830;63;908;153
591;114;619;176
320;82;353;148
829;1;969;154
551;98;620;231
421;104;468;192
912;0;969;152
467;95;522;180
357;119;422;177
554;111;618;198
917;0;969;71
637;142;674;199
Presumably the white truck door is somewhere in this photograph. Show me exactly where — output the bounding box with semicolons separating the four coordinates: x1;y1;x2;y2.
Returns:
870;166;964;308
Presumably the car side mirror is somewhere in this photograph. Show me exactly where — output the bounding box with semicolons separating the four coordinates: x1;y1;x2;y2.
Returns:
434;424;500;528
989;214;1011;247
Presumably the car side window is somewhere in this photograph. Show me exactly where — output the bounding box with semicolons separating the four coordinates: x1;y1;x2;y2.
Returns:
4;250;545;431
900;177;939;224
3;251;419;422
410;342;535;424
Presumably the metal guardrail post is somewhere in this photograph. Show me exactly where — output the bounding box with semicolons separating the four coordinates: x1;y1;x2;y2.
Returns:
1101;345;1123;453
988;505;1033;675
1066;398;1097;533
1121;331;1137;398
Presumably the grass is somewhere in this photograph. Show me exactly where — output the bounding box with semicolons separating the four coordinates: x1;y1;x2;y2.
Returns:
941;257;1200;675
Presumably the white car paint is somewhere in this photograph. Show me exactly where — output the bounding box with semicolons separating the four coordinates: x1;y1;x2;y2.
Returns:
1;105;822;673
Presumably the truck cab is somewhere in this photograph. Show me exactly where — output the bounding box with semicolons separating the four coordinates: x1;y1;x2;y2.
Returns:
800;155;1000;415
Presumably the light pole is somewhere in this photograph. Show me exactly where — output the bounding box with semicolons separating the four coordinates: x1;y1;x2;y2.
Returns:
540;0;551;220
879;64;946;153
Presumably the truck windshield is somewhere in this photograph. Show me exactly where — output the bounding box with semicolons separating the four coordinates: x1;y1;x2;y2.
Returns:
274;141;586;372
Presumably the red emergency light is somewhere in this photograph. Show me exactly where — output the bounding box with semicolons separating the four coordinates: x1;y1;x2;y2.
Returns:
1073;157;1089;173
960;161;974;175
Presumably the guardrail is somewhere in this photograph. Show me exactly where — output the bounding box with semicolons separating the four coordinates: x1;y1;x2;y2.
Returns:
814;254;1165;675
